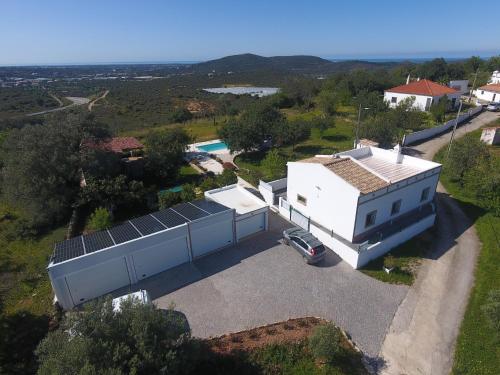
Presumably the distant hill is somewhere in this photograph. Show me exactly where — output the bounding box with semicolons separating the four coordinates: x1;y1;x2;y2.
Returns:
190;53;400;74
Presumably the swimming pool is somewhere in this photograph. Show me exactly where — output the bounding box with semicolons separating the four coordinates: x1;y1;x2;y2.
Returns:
197;141;229;152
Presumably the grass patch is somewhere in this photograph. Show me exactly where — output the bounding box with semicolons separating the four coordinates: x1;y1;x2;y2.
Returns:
433;133;500;375
360;232;432;285
0;202;65;373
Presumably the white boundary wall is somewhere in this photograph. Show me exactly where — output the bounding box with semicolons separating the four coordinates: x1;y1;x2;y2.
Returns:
402;106;482;146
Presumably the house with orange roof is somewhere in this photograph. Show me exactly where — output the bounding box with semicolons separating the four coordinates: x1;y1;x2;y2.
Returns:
473;83;500;104
384;79;460;111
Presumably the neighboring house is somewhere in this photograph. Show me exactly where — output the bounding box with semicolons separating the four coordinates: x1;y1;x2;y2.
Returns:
448;79;469;95
480;127;500;145
83;136;145;178
384;79;460;111
474;84;500;103
266;145;441;269
489;70;500;84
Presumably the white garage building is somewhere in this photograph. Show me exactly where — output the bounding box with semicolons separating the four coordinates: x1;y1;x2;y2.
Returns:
49;195;268;310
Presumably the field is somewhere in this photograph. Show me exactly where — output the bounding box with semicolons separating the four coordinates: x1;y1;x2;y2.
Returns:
433;127;500;375
0;87;60;119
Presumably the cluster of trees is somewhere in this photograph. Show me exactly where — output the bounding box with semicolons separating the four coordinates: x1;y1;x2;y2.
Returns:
0;110;192;233
218;102;311;153
445;134;500;215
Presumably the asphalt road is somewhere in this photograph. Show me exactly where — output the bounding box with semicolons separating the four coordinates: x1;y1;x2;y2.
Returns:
379;110;500;375
150;213;407;357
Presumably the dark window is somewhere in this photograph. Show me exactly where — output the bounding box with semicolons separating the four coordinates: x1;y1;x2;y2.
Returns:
293;237;308;250
391;97;397;103
391;200;402;215
297;194;307;205
365;210;377;228
481;90;484;95
421;187;430;202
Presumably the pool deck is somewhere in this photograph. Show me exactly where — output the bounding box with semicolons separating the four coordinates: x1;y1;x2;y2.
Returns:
186;139;236;175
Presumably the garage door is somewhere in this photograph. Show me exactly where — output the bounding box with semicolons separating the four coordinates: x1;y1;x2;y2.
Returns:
190;220;233;258
132;236;190;280
236;212;265;240
65;257;131;306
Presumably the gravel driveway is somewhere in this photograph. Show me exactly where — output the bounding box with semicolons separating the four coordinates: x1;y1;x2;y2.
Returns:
148;213;407;357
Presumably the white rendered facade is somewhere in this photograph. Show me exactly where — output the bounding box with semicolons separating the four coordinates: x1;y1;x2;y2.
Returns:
384;91;461;111
282;146;441;268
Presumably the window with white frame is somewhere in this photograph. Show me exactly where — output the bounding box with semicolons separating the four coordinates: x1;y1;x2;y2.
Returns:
297;194;307;206
420;187;430;202
365;210;377;228
391;199;402;215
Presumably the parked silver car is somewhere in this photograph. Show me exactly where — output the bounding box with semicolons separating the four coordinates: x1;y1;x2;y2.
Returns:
486;102;500;112
283;227;326;264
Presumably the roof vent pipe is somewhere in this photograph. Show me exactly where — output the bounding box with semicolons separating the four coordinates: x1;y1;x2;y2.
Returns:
393;144;404;164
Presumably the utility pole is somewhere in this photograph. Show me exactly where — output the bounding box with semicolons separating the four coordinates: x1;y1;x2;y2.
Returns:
446;101;463;160
468;69;479;103
355;103;362;148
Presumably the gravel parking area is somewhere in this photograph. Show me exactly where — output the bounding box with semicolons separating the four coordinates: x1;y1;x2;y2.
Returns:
146;213;408;357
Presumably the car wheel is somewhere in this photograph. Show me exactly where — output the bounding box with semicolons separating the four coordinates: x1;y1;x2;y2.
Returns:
283;238;289;245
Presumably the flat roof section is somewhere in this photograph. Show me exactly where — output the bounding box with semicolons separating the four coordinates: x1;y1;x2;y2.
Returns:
357;155;424;182
205;184;267;215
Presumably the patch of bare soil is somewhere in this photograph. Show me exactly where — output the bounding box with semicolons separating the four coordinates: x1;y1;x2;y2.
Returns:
206;317;357;354
186;100;215;113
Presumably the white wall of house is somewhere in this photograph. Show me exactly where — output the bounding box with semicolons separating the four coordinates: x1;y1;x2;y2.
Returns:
353;172;440;238
286;162;359;241
384;91;461;110
490;71;500;84
474;89;500;103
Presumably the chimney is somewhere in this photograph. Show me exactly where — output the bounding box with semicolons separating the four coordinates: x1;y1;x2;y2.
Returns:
393;144;404;164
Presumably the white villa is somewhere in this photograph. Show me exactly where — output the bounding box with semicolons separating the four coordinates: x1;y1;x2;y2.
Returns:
259;146;442;268
384;79;460;111
473;84;500;104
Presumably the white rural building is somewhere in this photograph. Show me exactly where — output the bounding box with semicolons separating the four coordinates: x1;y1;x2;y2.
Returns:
489;70;500;84
49;193;268;309
384;79;460;111
448;79;469;95
260;146;441;269
474;84;500;103
480;127;500;145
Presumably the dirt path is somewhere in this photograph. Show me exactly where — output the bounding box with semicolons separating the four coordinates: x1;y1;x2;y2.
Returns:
88;90;109;111
379;110;499;375
48;93;63;107
26;96;90;117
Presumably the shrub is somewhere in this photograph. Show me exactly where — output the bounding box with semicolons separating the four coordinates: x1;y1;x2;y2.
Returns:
158;190;181;209
384;254;397;269
88;207;112;231
481;289;500;334
217;169;238;187
308;323;342;364
180;183;197;202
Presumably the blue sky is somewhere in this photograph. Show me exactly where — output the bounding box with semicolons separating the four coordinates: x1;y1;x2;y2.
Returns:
1;0;498;65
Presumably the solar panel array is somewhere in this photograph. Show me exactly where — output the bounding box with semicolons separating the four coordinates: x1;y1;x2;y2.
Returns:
51;200;231;265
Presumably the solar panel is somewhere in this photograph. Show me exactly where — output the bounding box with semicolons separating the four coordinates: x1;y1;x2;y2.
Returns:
191;199;230;214
152;208;189;228
52;236;85;264
108;221;141;244
83;231;114;253
172;202;210;221
130;214;166;235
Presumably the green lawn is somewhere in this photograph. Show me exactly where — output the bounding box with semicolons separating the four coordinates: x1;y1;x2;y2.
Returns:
0;203;65;374
360;230;433;285
121;116;225;143
433;129;500;375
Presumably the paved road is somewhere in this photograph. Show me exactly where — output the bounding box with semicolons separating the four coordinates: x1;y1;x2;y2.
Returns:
380;110;500;375
148;213;407;357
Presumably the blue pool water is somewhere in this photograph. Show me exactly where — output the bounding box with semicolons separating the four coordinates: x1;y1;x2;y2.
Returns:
159;185;183;194
197;141;228;152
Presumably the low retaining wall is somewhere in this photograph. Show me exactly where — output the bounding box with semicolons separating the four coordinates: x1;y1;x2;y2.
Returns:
402;106;482;146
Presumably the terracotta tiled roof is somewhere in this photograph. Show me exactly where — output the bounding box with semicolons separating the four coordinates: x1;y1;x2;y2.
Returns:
386;79;458;96
478;84;500;93
84;137;144;154
299;156;389;194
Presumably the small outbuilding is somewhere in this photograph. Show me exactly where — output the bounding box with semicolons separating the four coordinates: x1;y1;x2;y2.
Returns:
480;127;500;145
474;84;500;104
